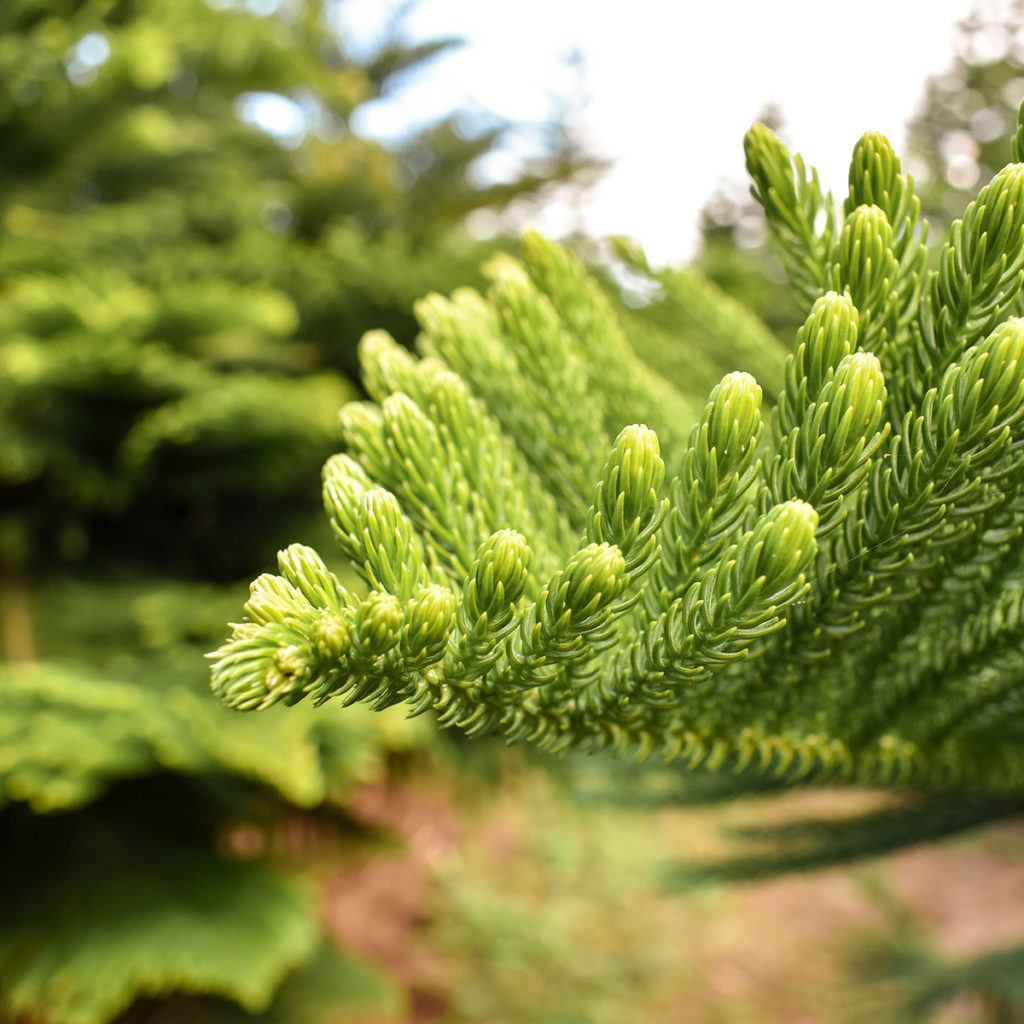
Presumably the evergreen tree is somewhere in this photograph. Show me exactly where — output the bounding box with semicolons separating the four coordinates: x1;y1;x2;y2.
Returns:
213;106;1024;1016
906;0;1024;227
0;1;596;1020
0;0;593;589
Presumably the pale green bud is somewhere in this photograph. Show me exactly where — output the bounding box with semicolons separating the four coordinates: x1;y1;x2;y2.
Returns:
777;293;859;441
847;132;903;214
961;164;1024;278
834;204;897;301
935;318;1024;472
322;452;372;497
277;544;348;613
704;371;763;466
244;573;306;625
358;488;411;551
464;529;532;626
272;643;308;680
338;401;386;458
381;393;444;496
310;610;351;661
922;163;1024;383
210;630;279;710
263;640;314;703
402;584;458;665
550;543;627;625
425;369;477;454
816;352;887;470
959;318;1024;437
359;329;419;402
355;487;424;598
745;123;834;302
830;207;900;355
771;351;888;534
322;453;373;557
590;425;666;574
381;391;431;438
603;423;665;529
744;123;797;212
354;591;403;656
795;292;859;399
483;251;531;288
742;500;819;598
661;371;764;592
338;399;383;438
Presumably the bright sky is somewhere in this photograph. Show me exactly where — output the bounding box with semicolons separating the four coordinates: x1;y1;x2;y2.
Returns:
339;0;989;265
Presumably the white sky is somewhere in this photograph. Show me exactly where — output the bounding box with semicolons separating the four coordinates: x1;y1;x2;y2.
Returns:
340;0;990;264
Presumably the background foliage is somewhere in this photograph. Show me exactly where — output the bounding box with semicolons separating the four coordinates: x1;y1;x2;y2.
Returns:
0;0;596;1020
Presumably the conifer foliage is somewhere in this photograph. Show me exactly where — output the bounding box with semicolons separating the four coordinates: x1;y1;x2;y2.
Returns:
0;1;594;1020
214;105;1024;800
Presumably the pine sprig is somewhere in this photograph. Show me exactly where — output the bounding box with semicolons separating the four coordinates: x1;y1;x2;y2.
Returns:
744;123;835;304
656;371;763;603
844;130;929;341
827;204;901;357
212;105;1024;793
627;499;818;690
904;162;1024;412
765;350;889;538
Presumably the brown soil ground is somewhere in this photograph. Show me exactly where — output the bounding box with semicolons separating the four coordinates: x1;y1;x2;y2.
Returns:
319;770;1024;1024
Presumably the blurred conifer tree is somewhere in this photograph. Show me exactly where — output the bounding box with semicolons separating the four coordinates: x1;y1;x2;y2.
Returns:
0;2;597;1019
691;4;1024;347
905;0;1024;227
0;0;596;586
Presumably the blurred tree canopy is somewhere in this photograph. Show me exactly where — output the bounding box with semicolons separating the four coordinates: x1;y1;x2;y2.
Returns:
692;2;1024;340
905;0;1024;226
0;4;598;1020
0;0;597;584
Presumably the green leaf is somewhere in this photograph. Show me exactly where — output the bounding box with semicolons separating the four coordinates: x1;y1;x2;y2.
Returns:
0;829;318;1024
204;942;406;1024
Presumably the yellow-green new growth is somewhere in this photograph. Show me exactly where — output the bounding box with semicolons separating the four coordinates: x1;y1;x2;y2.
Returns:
657;371;763;604
768;351;889;537
774;291;859;440
587;423;667;577
829;204;899;355
649;500;819;686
